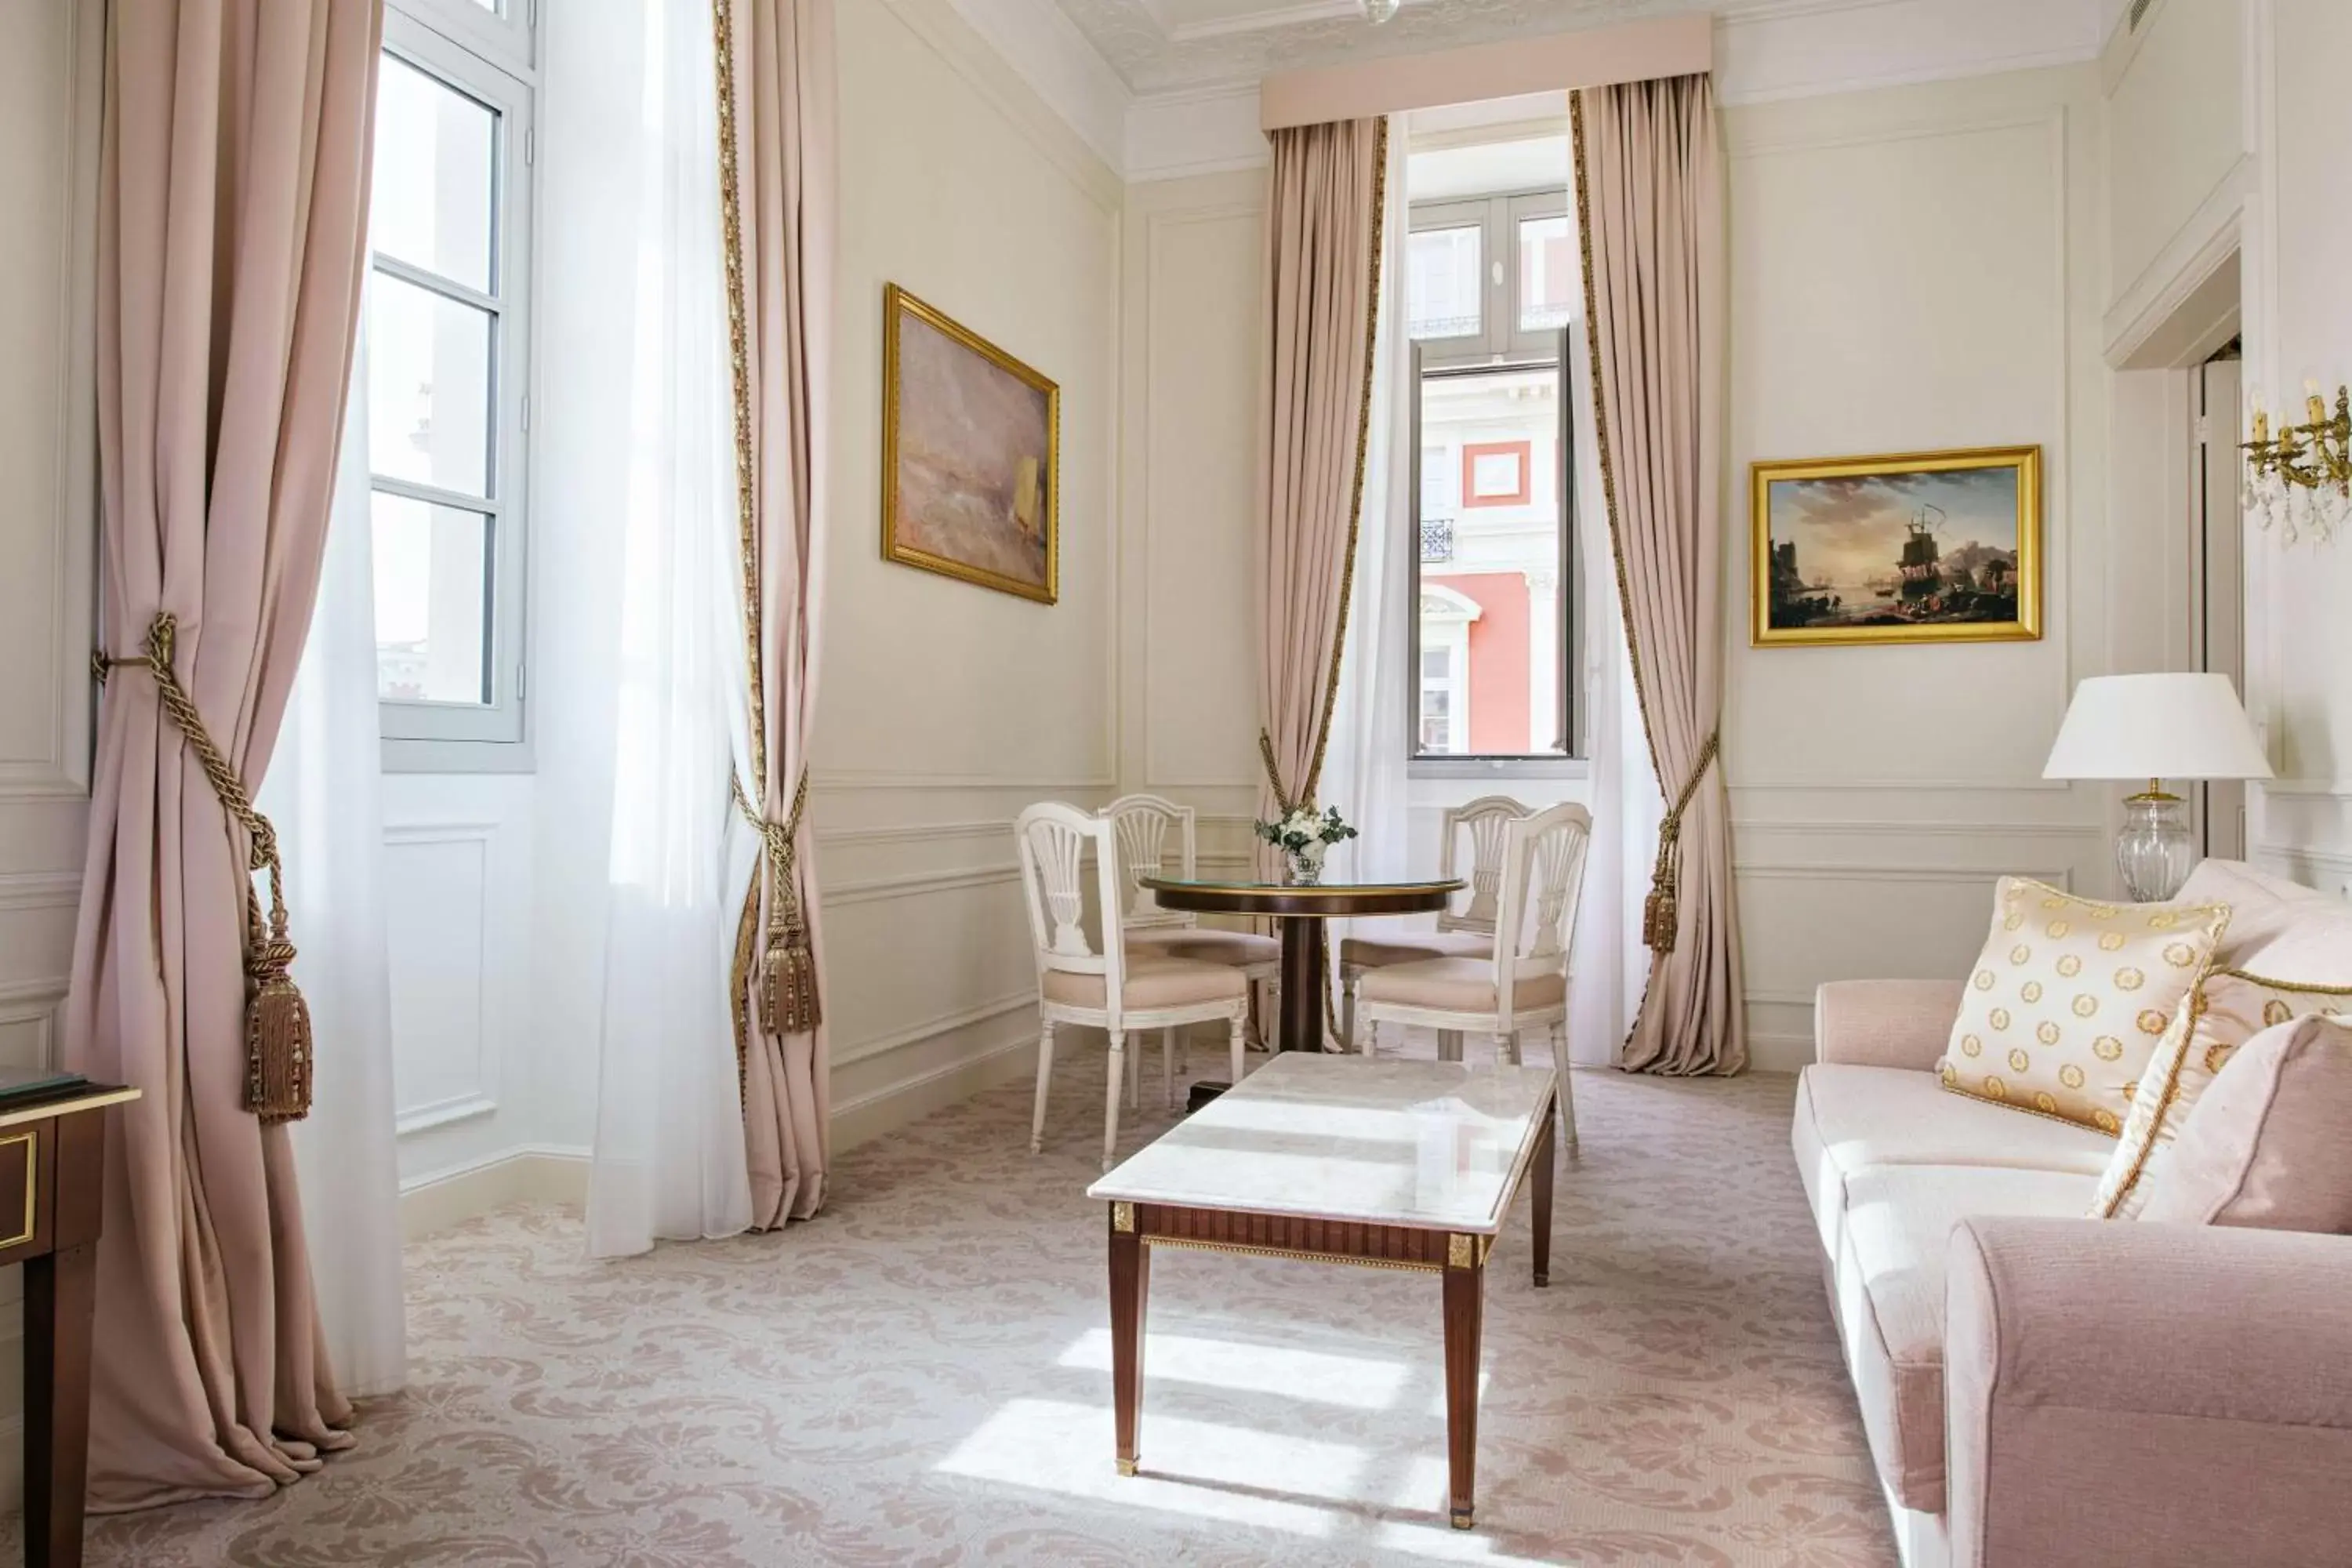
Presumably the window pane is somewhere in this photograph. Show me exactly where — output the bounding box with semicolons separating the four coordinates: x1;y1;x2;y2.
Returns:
1408;226;1482;340
372;492;493;705
1518;215;1576;331
372;55;496;294
369;273;495;498
1415;366;1566;757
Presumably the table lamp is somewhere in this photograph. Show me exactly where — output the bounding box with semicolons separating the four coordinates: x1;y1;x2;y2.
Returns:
2042;673;2273;901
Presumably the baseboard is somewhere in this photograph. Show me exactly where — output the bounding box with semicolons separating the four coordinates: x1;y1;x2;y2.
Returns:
832;1032;1034;1152
397;1145;591;1241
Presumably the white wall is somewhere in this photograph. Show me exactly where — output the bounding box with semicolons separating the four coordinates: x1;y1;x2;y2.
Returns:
2245;0;2352;896
1116;169;1265;874
1724;66;2119;1069
0;0;99;1508
816;0;1123;1135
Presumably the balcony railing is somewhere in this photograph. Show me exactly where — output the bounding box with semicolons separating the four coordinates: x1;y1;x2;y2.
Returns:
1420;517;1456;564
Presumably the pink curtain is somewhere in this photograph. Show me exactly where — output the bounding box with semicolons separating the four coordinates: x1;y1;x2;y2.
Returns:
1256;118;1389;849
717;0;836;1226
1574;74;1745;1076
64;0;382;1509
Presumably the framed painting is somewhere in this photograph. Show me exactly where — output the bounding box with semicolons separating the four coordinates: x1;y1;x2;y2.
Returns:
1751;445;2042;647
880;284;1059;604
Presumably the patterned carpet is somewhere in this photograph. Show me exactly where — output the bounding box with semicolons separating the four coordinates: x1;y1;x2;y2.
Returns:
38;1042;1893;1567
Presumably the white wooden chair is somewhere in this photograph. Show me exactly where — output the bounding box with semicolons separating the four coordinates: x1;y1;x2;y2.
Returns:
1104;794;1280;1044
1338;794;1528;1049
1357;800;1592;1150
1015;802;1250;1171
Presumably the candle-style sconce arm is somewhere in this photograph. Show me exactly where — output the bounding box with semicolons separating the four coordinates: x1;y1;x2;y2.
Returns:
2243;386;2352;495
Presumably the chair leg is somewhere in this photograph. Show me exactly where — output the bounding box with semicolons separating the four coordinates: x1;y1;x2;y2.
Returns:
1554;1025;1580;1155
1229;1012;1247;1084
1501;1031;1521;1067
1103;1031;1127;1173
1439;1029;1462;1064
1163;1025;1177;1111
1030;1022;1056;1155
1127;1029;1142;1112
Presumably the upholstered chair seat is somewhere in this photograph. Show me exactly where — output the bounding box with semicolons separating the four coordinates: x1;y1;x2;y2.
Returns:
1341;930;1494;969
1359;956;1563;1014
1127;927;1281;968
1043;955;1250;1011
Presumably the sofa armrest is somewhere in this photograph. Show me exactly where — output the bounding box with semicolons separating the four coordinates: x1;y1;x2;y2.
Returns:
1945;1218;2352;1568
1812;978;1962;1070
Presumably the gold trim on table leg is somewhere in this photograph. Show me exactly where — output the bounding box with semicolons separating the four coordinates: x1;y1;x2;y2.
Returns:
1446;1233;1475;1270
0;1131;35;1250
1112;1202;1134;1234
1116;1457;1139;1478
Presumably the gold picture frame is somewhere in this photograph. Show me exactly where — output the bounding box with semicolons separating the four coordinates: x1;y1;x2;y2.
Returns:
1751;444;2042;648
880;284;1060;604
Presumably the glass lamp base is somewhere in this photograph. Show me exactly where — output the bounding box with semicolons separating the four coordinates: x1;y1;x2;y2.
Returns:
2116;789;2194;903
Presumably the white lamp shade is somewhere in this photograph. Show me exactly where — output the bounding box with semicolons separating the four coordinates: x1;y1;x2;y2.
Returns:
2042;673;2274;782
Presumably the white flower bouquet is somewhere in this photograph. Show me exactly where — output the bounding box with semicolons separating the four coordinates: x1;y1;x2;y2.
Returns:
1253;804;1359;886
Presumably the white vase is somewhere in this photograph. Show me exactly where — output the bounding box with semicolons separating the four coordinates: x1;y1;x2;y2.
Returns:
1287;840;1327;887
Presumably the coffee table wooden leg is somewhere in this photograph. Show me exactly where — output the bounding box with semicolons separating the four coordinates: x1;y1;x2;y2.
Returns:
1534;1089;1555;1287
1443;1235;1485;1530
1109;1204;1149;1476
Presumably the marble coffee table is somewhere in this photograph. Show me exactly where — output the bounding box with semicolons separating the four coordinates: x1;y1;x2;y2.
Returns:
1085;1053;1561;1531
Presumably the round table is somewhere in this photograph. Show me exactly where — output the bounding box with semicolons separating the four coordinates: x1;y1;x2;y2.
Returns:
1140;876;1464;1057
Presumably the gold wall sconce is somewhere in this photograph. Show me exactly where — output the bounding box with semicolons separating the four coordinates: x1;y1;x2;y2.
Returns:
2244;380;2350;543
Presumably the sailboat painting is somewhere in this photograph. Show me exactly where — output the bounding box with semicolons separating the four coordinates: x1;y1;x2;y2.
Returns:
882;285;1060;604
1750;445;2041;648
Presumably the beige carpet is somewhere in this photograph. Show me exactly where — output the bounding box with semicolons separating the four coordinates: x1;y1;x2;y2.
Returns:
36;1044;1893;1567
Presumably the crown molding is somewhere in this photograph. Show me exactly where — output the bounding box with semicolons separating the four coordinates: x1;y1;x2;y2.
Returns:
949;0;2104;186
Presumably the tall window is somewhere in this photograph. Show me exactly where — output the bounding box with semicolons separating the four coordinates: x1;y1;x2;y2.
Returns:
1407;190;1577;763
370;3;535;764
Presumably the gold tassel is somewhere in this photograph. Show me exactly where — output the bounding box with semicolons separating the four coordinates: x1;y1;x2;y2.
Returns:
1642;731;1721;958
739;771;822;1036
244;902;314;1123
99;612;318;1123
761;914;821;1036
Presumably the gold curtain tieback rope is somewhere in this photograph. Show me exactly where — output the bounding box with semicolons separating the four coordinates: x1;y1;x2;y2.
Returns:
732;770;821;1035
95;612;312;1123
1642;729;1720;958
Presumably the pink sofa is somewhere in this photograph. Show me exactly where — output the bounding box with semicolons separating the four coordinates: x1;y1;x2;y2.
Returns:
1793;862;2352;1568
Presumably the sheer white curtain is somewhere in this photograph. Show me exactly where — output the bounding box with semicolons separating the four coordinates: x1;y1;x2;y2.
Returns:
268;318;407;1396
1324;118;1413;927
1566;195;1661;1067
579;0;754;1258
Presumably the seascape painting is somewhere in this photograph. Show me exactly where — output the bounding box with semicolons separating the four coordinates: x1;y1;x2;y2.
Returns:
1750;446;2042;647
881;285;1059;604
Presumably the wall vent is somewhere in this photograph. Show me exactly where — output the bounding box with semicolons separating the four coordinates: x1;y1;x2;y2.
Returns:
2128;0;2156;31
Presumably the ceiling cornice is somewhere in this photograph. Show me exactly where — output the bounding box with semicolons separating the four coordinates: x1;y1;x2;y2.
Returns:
949;0;2104;184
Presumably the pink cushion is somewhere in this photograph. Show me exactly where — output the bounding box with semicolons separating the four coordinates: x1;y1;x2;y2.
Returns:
1340;929;1494;968
1126;927;1279;967
2178;857;2351;973
1042;956;1247;1012
1359;957;1563;1014
2140;1014;2352;1232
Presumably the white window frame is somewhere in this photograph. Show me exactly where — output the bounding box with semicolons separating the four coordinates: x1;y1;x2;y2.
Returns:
376;1;537;772
1402;212;1590;780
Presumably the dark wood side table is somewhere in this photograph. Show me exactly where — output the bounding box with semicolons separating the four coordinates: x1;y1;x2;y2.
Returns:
0;1085;136;1568
1138;877;1463;1057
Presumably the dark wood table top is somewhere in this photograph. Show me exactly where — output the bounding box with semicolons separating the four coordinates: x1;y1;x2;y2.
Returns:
1139;875;1463;920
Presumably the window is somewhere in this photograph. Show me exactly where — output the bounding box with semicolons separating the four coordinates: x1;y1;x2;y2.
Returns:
1407;189;1578;766
371;3;535;767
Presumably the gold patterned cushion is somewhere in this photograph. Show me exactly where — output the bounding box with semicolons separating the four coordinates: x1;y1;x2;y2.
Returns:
2091;968;2352;1218
1937;877;2230;1134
